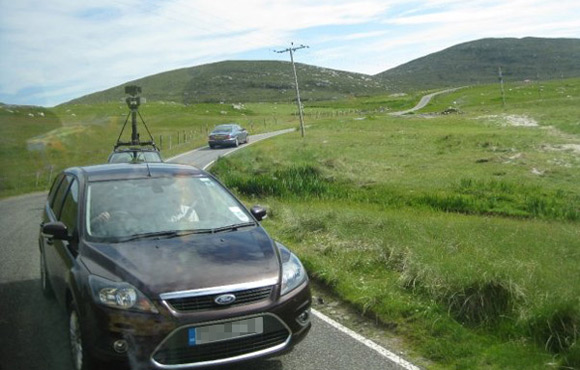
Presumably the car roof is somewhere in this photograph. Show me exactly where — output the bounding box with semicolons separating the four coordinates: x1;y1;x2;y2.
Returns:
66;163;205;182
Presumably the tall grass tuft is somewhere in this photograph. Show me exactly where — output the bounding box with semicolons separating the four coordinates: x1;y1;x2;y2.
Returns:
445;280;515;325
529;303;579;360
213;157;334;199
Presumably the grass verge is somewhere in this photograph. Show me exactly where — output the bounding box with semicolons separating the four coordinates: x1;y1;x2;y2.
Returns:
210;79;580;368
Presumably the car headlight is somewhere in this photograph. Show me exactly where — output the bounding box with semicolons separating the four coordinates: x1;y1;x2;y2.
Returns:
89;275;158;313
277;242;308;296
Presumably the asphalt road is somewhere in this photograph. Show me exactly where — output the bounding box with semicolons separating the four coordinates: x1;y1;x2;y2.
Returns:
389;87;464;116
167;128;296;169
0;131;417;370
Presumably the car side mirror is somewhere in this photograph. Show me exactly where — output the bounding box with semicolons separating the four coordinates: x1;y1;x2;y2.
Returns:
250;206;267;221
42;221;70;241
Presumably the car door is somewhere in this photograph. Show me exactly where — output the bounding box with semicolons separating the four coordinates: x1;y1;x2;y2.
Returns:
43;174;80;305
235;125;247;142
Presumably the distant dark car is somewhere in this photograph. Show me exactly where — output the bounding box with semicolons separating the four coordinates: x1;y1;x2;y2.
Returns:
39;163;311;370
107;147;163;163
208;123;249;148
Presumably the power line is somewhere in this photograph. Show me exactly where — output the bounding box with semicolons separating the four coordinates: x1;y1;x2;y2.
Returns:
275;42;309;138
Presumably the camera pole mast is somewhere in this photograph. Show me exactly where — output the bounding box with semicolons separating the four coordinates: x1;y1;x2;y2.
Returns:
275;43;309;137
125;86;142;144
115;85;159;150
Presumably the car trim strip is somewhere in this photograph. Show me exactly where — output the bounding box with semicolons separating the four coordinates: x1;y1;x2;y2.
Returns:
159;277;279;300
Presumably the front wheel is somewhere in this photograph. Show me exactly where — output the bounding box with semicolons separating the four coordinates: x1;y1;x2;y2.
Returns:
69;303;97;370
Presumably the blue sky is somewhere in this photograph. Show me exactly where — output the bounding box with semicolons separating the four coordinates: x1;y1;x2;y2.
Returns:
1;0;579;107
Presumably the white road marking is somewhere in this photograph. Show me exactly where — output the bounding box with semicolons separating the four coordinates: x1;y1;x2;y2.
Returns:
311;309;421;370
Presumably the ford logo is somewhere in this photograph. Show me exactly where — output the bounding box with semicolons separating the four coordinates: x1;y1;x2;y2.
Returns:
214;294;236;306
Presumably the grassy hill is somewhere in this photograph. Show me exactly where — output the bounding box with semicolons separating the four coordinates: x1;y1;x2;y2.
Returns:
61;38;580;106
66;61;390;105
376;37;580;90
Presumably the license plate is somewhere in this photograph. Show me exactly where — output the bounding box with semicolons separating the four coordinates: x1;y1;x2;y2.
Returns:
188;317;264;346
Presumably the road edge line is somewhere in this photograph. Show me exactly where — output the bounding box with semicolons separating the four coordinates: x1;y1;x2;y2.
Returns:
311;309;421;370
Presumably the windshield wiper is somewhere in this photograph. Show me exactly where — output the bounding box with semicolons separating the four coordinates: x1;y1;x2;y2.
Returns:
117;223;256;241
119;229;200;242
211;222;256;233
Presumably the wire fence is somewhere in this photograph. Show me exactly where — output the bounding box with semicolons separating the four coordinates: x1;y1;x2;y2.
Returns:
7;109;366;196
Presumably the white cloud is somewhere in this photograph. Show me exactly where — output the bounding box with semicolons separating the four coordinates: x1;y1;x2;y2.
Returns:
0;0;578;106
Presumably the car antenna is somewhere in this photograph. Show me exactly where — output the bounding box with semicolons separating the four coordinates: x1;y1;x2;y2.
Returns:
114;85;160;152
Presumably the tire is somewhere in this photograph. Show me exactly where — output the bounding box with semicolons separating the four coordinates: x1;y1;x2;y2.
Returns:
69;302;97;370
209;143;215;149
40;250;54;299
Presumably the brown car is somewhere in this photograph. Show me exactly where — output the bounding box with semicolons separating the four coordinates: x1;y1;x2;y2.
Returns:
39;163;311;370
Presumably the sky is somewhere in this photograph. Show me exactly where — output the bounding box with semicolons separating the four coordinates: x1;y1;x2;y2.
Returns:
0;0;579;107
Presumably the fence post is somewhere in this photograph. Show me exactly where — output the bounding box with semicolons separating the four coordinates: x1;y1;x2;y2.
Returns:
47;165;54;188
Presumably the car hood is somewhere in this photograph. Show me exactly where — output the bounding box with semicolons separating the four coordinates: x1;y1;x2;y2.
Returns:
81;227;280;298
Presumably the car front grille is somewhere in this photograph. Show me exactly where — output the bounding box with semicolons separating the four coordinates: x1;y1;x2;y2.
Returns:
151;314;290;367
165;286;273;313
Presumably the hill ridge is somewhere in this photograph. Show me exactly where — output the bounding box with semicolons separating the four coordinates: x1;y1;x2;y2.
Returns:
65;37;580;105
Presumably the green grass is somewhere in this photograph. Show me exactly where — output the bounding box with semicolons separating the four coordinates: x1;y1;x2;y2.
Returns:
0;101;300;197
259;201;577;368
210;78;580;368
2;78;579;367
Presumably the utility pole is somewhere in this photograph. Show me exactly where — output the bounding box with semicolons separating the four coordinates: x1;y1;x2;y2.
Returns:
275;42;309;137
498;66;506;108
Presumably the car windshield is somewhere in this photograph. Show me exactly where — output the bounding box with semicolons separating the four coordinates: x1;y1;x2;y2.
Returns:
108;151;163;163
213;125;233;133
86;175;253;240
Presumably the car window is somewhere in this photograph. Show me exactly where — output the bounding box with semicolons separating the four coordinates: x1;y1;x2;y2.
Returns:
139;152;163;163
52;175;75;219
86;175;253;239
214;125;233;133
59;179;79;236
47;174;65;208
109;151;162;163
108;152;133;163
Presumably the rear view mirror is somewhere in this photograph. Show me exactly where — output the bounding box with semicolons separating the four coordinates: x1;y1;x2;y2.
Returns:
250;206;267;221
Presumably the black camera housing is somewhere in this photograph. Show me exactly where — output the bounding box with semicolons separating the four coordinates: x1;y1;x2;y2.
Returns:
124;85;142;96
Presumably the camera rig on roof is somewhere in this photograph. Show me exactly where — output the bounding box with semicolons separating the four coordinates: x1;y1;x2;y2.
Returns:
114;85;159;151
